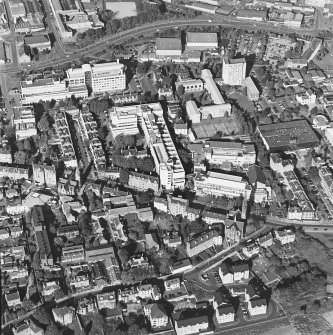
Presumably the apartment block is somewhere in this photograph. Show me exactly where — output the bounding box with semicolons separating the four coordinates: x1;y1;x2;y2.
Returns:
222;58;247;86
186;230;223;258
203;141;256;168
109;103;185;189
53;109;77;167
194;171;251;199
13;106;37;140
61;245;85;264
128;171;159;192
33;164;57;187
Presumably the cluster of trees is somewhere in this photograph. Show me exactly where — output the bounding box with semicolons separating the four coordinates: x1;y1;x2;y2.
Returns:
14;136;40;165
77;211;93;238
136;189;155;205
113;134;145;151
260;230;332;313
83;188;104;212
83;311;149;335
101;3;197;35
77;3;197;45
112;154;155;173
89;98;112;122
121;267;156;284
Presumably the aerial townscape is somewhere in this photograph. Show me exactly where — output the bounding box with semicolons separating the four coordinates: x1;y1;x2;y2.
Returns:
1;0;333;335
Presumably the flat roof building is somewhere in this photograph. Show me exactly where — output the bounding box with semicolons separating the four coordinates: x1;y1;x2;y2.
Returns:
194;171;251;199
243;77;260;101
186;32;218;51
156;38;182;56
258;120;319;152
24;35;51;51
222;58;247;86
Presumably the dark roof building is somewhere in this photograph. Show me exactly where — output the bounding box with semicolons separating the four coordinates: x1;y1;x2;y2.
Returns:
258;120;319;152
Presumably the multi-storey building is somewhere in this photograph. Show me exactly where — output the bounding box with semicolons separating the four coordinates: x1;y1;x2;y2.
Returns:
32;164;57;187
186;32;218;51
0;164;30;180
224;218;244;245
318;165;333;204
69;274;90;289
109;103;185;189
186;230;223;257
109;105;140;138
13;320;43;335
61;245;85;264
0;147;12;164
175;74;204;94
245;280;268;316
20;77;68;104
201;69;226;105
85;245;121;285
57;225;80;239
12;106;37;140
5;290;21;308
96;292;116;310
219;262;249;284
257;232;274;248
78;108;106;170
52;307;75;326
77;297;95;315
58;178;79;196
154;196;168;212
274;229;295;245
216;305;235;324
31;205;45;232
67;62;126;95
90;62;126;94
167;195;188;217
243;76;260;101
194;171;251;199
222;58;247;86
174;311;209;335
141;103;185;189
203;141;256;168
36;231;53;268
144;303;169;329
128;172;159;192
201;210;226;225
42;281;60;297
53;110;77;167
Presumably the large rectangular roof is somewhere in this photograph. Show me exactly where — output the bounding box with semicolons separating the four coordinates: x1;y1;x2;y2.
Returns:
186;32;217;44
156;38;182;51
258;120;319;152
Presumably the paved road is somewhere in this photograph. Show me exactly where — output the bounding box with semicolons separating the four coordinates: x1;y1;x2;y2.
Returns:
184;225;271;289
1;11;330;76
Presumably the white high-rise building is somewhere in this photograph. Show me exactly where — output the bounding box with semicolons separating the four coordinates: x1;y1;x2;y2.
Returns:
67;62;126;95
109;105;141;138
108;103;185;190
222;58;247;86
90;62;126;94
20;78;69;104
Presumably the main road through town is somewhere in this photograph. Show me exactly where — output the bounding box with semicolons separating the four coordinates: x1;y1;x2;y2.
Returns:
0;13;326;76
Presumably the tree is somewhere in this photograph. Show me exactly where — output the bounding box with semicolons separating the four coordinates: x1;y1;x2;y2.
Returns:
45;322;61;335
119;169;129;184
177;85;185;97
24;138;32;152
136;189;154;204
162;76;172;87
38;114;51;132
34;306;53;325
